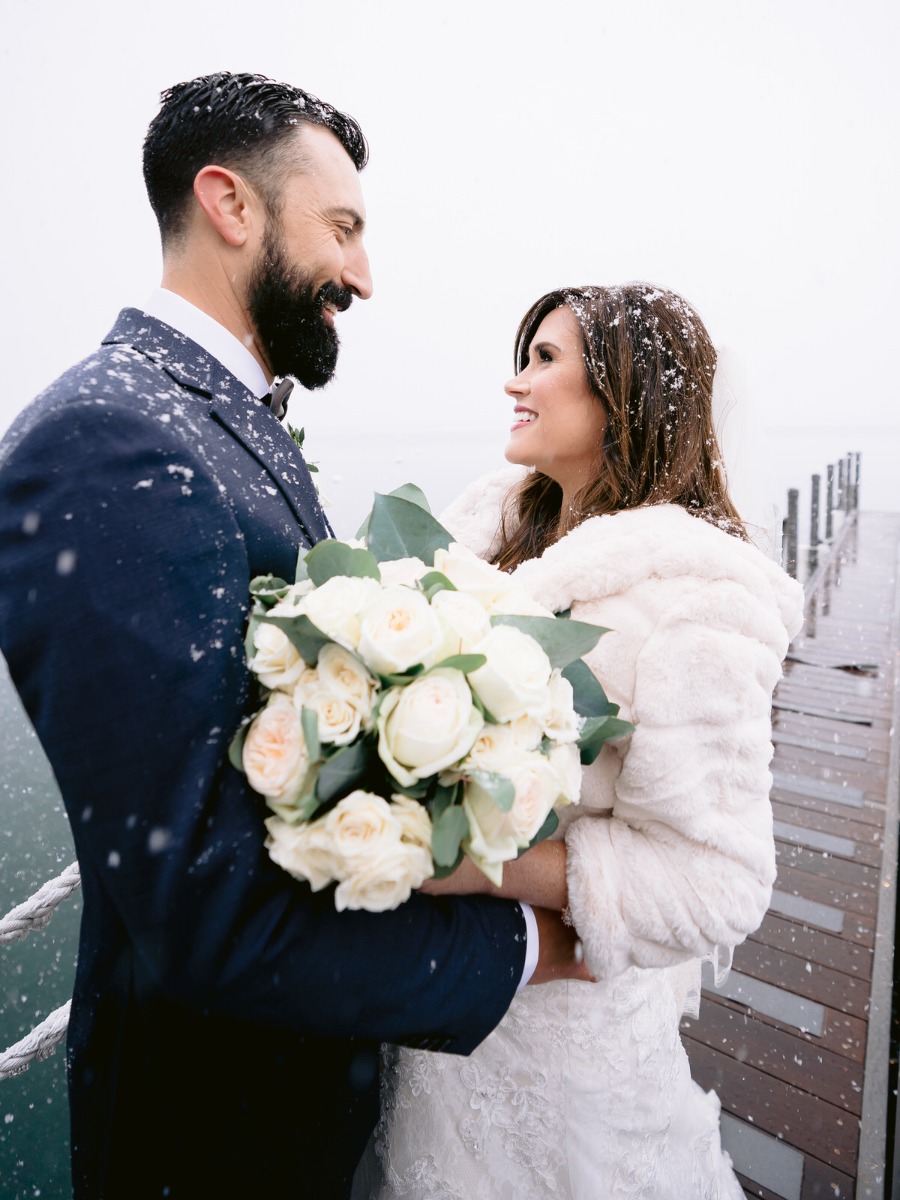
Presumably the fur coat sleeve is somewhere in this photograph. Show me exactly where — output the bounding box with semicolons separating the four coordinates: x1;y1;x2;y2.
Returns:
442;470;805;980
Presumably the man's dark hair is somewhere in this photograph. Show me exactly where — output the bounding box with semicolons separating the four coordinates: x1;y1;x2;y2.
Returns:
143;71;368;246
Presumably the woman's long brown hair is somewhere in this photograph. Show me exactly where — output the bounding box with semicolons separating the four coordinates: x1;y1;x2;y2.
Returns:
493;284;747;571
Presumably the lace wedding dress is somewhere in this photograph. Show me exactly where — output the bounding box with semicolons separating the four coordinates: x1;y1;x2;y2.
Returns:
362;966;744;1200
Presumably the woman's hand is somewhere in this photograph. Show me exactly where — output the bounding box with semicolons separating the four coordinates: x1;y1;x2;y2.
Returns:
421;839;569;911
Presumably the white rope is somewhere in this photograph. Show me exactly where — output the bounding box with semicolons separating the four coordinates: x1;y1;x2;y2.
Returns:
0;861;81;944
0;1001;71;1080
1;863;80;1079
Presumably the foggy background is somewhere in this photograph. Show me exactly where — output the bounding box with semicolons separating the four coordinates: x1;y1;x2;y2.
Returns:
3;0;898;549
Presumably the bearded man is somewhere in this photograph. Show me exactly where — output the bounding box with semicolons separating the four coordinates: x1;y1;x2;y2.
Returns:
0;73;585;1199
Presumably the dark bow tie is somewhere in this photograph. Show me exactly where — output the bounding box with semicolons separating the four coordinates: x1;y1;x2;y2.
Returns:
262;377;294;421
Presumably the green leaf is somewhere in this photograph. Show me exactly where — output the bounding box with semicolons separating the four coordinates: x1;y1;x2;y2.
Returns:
366;493;454;565
419;570;457;601
428;654;487;674
261;614;332;666
518;807;559;853
562;658;611;718
432;803;470;867
304;539;381;586
467;769;515;812
301;708;321;762
490;614;608;669
294;551;310;584
429;780;460;821
316;738;372;804
578;715;634;764
355;482;433;541
377;663;426;688
228;721;250;772
249;575;292;606
267;766;323;823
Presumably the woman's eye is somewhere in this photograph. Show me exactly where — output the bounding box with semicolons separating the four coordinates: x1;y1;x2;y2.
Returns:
538;347;553;363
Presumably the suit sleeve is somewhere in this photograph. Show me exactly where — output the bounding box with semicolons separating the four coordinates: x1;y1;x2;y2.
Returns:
564;579;784;980
0;399;525;1052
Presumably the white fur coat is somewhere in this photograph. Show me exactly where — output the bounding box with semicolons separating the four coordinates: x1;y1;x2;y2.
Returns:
441;467;805;982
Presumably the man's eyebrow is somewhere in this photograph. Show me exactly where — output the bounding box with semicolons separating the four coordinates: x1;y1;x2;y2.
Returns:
326;206;366;232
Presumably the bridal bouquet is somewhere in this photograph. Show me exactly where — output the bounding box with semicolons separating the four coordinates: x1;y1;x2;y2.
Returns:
230;486;631;911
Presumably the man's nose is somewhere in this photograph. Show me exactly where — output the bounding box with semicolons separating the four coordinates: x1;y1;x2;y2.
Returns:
343;244;373;300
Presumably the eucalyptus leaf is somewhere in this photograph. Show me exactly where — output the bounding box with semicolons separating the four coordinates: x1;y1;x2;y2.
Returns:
249;575;291;606
429;780;460;821
578;715;634;764
431;850;465;880
294;552;309;584
304;539;381;586
428;654;487;674
490;614;608;669
355;482;433;541
562;658;611;718
301;708;321;762
261;614;332;666
468;769;515;813
228;721;250;772
432;803;470;867
367;493;454;565
316;739;371;804
419;570;457;598
377;663;425;687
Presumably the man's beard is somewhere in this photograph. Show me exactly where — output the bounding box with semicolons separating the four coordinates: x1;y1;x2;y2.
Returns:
247;226;352;389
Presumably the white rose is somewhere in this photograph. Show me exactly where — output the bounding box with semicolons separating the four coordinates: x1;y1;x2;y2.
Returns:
242;692;310;805
432;543;518;610
542;669;583;743
430;588;492;658
297;575;380;650
487;588;556;619
334;840;434;912
268;579;315;617
549;743;583;805
264;814;342;890
249;621;308;692
315;643;377;728
468;625;552;722
462;752;562;884
377;557;428;587
291;664;326;707
378;669;484;786
390;794;435;852
357;585;445;676
462;722;535;774
321;790;401;861
301;690;363;746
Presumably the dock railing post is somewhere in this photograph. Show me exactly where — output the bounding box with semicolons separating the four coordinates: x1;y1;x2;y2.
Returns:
785;488;799;578
809;473;820;574
825;464;834;542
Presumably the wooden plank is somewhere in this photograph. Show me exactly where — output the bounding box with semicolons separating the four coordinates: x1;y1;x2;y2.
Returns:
685;1040;858;1172
682;998;863;1115
770;802;884;867
732;941;871;1019
775;842;880;889
770;786;884;829
748;914;873;981
775;863;878;919
706;993;867;1064
800;1154;856;1200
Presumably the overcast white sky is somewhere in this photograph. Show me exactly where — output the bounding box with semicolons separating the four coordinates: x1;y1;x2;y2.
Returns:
3;0;898;543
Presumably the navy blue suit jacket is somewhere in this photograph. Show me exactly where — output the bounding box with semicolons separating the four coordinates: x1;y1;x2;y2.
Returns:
0;311;526;1199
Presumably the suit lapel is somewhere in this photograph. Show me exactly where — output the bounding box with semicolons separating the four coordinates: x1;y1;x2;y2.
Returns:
104;309;333;548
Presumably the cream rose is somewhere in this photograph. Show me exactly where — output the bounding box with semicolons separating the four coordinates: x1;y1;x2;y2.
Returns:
301;690;363;746
390;794;435;852
377;557;428;588
315;643;378;727
430;588;492;658
242;692;310;805
461;722;535;774
542;669;583;743
432;543;518;609
462;752;562;883
468;625;552;722
264;814;342;890
334;840;434;912
549;742;583;805
378;669;484;786
321;790;401;860
249;621;308;692
297;575;380;650
357;585;445;676
486;588;556;619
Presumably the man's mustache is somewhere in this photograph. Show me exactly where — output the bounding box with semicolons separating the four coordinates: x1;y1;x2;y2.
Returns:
319;282;353;314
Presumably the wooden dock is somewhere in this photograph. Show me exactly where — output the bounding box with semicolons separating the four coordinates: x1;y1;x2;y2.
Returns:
681;511;900;1200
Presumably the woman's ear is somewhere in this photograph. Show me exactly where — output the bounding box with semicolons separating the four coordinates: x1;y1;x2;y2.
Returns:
192;165;259;247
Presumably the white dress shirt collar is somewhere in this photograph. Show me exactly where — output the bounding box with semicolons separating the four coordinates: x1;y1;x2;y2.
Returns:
142;288;269;399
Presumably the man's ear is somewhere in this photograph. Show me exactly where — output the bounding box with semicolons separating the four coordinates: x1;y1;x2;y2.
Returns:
192;166;259;247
